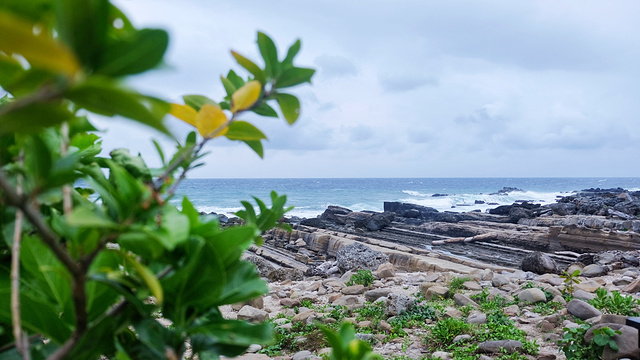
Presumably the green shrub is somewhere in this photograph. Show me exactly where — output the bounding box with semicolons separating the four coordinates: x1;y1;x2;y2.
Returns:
590;288;640;316
346;269;375;287
0;1;315;358
559;323;621;360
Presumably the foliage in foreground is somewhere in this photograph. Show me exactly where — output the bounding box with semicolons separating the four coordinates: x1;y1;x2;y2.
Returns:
0;1;315;359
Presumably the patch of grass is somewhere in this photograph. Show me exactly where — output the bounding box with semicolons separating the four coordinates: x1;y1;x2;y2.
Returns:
448;276;471;294
426;317;471;348
355;301;386;324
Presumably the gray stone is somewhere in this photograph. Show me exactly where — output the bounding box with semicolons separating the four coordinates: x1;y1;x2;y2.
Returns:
454;293;479;308
364;288;393;302
245;255;278;278
267;267;305;282
292;350;315;360
623;278;640;293
521;251;557;275
332;295;362;306
467;312;487;324
342;285;365;295
478;340;523;354
492;274;510;287
336;242;389;272
386;293;415;316
431;351;452;360
453;334;472;343
567;299;602;320
518;288;547;303
582;264;607;278
584;323;639;360
237;305;269;323
573;289;596;300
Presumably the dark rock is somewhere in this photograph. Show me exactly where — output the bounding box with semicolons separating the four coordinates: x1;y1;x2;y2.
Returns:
490;187;524;195
365;212;395;231
345;211;371;228
336;242;389;273
245;255;277;278
548;203;577;216
509;207;533;223
521;251;557;274
300;217;325;228
567;299;602;320
488;205;512;216
267;268;305;282
319;205;352;225
475;200;485;204
432;193;448;197
383;202;438;218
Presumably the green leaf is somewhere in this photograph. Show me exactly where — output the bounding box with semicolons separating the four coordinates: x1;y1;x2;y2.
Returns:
66;206;119;228
282;39;301;68
110;148;152;182
217;260;268;305
274;93;301;125
123;253;163;304
190;320;273;351
86;250;122;321
160;206;190;250
54;0;109;70
257;31;279;78
0;52;25;90
251;102;279;118
65;77;170;135
226;70;245;89
225;121;267;141
24;134;52;184
152;139;166;165
242;140;264;158
220;76;237;98
231;51;266;84
183;94;218;112
0;102;73;135
118;231;165;259
275;67;315;88
97;28;169;77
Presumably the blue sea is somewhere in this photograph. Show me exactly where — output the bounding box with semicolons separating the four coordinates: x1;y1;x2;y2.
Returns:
172;178;640;218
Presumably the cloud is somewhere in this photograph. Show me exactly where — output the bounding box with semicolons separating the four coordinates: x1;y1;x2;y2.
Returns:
348;124;374;142
314;55;358;79
378;75;438;93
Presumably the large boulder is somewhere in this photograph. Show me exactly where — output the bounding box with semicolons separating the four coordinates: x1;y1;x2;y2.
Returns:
336;242;389;273
365;212;395;231
521;251;557;275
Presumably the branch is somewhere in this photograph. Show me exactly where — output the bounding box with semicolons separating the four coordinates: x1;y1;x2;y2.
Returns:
0;85;64;118
10;159;30;360
0;169;82;276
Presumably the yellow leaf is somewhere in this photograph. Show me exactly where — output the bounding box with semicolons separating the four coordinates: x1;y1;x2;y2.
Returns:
196;104;228;138
169;103;197;127
231;80;261;113
0;11;79;76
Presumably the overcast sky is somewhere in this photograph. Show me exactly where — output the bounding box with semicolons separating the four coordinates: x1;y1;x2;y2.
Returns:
102;0;640;178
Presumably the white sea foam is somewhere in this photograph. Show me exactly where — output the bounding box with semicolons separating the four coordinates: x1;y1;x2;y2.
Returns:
402;190;429;197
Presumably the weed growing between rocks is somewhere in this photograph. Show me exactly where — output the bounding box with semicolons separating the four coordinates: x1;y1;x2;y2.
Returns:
590;288;640;316
347;269;376;287
447;276;471;295
558;323;621;360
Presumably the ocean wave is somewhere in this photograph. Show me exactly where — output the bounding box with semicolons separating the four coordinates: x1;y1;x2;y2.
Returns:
402;190;429;197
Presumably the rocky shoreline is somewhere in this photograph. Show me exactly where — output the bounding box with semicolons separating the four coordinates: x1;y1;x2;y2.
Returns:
218;188;640;360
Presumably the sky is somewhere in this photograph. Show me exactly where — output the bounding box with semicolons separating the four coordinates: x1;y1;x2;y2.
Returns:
100;0;640;178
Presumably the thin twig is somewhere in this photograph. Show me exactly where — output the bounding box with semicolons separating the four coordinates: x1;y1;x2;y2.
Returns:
60;122;72;216
10;154;30;360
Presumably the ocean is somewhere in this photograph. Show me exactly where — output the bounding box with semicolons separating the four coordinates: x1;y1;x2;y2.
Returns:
172;177;640;218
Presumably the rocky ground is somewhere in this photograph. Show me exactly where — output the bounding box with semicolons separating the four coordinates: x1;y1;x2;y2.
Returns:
214;188;640;360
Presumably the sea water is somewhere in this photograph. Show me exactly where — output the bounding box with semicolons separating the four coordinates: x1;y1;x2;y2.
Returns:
172;177;640;218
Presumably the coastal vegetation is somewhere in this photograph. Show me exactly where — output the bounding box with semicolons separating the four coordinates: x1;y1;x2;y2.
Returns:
0;0;331;359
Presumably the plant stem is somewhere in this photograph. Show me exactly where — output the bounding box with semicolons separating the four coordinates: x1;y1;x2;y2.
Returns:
10;156;30;360
61;122;72;215
0;85;64;118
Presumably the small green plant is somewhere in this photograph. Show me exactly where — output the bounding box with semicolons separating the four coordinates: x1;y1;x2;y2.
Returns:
521;281;536;289
532;301;564;316
355;302;386;324
426;317;471;348
590;288;640;316
448;276;471;294
560;269;582;298
321;323;383;360
390;304;438;329
559;323;621;360
346;269;375;287
300;299;314;308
